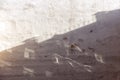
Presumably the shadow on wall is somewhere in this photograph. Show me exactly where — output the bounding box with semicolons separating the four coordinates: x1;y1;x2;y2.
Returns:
0;9;120;80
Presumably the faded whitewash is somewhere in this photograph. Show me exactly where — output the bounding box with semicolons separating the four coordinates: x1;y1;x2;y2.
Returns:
0;0;119;51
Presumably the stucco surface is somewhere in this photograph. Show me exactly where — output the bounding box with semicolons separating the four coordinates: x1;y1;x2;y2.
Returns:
0;0;119;50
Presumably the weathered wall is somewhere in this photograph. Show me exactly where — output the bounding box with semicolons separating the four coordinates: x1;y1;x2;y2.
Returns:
0;0;119;50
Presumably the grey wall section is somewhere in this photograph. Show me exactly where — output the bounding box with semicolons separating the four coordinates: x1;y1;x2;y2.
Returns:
0;9;120;80
0;0;119;50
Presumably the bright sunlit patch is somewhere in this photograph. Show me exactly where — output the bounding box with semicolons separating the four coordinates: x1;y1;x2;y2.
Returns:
0;21;17;51
0;22;7;33
0;21;9;51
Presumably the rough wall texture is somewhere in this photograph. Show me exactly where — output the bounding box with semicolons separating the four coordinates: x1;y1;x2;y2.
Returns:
0;0;119;50
0;1;120;80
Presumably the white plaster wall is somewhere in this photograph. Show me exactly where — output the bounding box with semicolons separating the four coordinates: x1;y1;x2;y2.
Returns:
0;0;120;50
